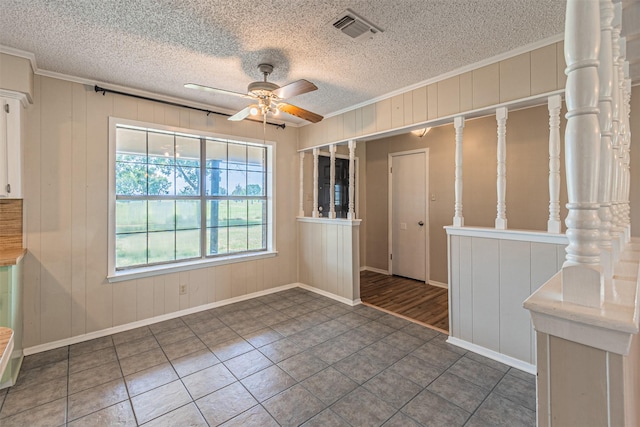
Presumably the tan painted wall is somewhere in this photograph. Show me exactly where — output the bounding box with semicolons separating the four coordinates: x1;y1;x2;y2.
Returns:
23;75;299;348
364;104;568;284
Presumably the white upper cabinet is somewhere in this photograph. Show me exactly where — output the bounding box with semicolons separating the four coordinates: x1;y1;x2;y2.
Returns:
0;96;22;198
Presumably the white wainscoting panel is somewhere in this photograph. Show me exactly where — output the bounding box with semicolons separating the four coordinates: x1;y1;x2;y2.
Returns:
446;226;567;366
472;238;501;351
297;218;361;303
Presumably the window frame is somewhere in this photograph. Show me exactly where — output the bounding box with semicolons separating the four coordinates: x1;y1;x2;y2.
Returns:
107;117;276;283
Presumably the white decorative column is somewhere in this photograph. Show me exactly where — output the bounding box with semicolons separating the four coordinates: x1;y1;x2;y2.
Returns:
453;116;465;227
597;0;614;278
298;151;305;217
610;2;623;252
495;107;508;230
525;3;640;426
561;0;602;308
622;76;632;240
547;95;562;234
347;140;356;220
312;148;319;218
329;144;336;219
619;44;631;242
615;35;628;245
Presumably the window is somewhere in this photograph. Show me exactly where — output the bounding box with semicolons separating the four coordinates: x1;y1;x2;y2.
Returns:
108;118;274;281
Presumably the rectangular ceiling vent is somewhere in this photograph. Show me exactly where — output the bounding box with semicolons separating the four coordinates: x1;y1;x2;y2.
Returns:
331;9;383;41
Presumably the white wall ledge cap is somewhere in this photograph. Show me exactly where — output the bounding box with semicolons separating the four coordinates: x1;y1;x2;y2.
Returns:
524;261;640;355
444;225;568;244
297;217;362;226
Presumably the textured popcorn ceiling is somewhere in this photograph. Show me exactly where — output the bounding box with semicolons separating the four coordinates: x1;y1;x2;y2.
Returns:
0;0;570;124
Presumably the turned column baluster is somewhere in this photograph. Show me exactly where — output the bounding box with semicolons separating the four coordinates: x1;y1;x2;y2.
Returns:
312;148;319;218
622;76;632;239
561;0;603;308
548;95;562;234
329;144;336;219
495;107;508;230
610;3;623;249
453;116;465;227
348;140;356;220
597;0;614;277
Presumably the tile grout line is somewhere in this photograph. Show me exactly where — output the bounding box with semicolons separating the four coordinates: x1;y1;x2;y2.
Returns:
11;288;536;426
113;334;140;426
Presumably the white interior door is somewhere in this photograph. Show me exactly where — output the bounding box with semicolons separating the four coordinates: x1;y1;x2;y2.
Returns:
390;150;428;281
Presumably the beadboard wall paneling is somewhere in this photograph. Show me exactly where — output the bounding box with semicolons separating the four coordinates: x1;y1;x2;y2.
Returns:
447;231;566;366
298;41;567;150
23;75;299;348
297;219;360;303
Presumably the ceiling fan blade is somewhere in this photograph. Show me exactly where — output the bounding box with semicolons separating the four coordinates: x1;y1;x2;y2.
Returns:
184;83;253;99
228;106;253;121
278;103;324;123
272;79;318;99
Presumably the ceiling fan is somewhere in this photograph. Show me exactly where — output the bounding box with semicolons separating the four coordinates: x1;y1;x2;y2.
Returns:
185;64;324;124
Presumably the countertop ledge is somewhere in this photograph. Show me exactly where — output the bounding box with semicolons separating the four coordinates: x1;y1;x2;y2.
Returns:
0;248;26;266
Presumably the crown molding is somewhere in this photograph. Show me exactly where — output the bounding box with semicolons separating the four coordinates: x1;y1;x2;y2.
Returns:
0;45;37;72
35;69;304;127
321;32;565;122
0;44;303;127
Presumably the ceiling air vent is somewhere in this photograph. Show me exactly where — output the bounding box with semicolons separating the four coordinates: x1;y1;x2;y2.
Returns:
331;9;383;40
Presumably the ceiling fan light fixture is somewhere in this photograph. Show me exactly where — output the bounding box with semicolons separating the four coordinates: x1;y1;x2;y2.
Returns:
185;63;324;124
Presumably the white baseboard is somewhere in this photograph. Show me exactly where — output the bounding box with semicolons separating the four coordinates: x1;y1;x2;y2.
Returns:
428;280;448;289
361;266;390;275
296;283;361;306
23;282;363;356
447;336;536;374
23;283;298;356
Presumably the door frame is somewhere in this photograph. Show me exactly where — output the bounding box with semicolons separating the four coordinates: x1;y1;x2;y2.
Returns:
388;148;430;281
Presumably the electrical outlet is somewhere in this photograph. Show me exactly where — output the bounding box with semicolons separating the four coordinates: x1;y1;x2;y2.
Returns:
179;284;188;295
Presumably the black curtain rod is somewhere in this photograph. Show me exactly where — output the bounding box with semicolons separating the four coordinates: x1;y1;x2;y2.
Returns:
94;85;286;129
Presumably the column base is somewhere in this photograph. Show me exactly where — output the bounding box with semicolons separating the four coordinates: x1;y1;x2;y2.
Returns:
495;218;507;230
561;264;603;308
547;220;561;234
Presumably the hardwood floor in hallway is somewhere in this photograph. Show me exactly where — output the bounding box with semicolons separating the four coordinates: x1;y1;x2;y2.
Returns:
360;271;449;332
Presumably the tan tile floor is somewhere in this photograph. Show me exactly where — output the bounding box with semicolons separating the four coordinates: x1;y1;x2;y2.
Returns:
0;288;536;426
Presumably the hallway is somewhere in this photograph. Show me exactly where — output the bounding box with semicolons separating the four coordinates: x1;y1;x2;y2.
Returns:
360;271;449;332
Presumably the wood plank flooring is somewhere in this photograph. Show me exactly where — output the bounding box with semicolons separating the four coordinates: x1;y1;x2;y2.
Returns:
360;271;449;332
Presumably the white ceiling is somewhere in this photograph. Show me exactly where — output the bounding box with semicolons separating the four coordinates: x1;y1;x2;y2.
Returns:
0;1;637;125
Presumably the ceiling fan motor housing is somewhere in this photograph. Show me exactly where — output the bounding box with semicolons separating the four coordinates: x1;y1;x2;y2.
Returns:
248;81;279;97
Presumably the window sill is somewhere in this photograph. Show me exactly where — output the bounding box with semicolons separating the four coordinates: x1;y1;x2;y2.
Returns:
107;251;278;283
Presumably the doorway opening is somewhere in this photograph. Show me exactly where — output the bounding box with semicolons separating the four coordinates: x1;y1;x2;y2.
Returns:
360;146;449;332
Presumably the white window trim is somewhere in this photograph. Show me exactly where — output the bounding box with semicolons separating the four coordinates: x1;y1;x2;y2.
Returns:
107;117;276;283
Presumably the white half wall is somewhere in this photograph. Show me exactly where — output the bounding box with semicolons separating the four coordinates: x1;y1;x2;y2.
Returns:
297;217;361;303
446;226;567;366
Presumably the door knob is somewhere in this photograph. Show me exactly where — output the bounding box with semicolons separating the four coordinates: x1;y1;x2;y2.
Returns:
418;221;424;226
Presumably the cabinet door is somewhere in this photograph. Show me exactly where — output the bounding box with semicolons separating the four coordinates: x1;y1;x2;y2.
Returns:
0;97;21;198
